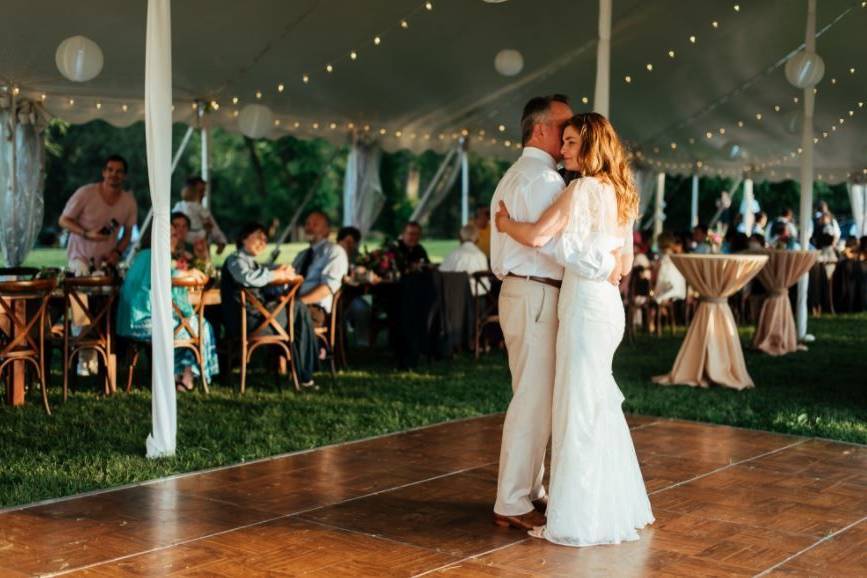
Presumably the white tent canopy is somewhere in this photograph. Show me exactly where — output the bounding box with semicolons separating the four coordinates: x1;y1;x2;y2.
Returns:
2;0;866;181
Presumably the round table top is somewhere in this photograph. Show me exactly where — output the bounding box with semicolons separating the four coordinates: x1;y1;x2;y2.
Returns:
670;253;768;299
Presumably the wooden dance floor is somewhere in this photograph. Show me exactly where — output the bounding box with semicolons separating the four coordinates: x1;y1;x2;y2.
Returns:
1;414;865;577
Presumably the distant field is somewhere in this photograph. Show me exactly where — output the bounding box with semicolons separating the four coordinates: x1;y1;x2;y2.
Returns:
22;239;460;269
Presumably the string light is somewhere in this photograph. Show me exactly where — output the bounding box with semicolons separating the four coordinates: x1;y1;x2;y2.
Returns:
302;74;310;84
625;75;632;83
400;19;409;29
277;83;284;92
581;96;589;104
689;35;696;43
733;4;740;12
232;97;239;104
255;90;262;99
498;124;506;132
668;49;676;58
425;1;433;10
325;64;333;73
646;63;653;71
95;102;102;110
712;21;719;28
374;35;382;45
122;104;128;112
350;50;358;60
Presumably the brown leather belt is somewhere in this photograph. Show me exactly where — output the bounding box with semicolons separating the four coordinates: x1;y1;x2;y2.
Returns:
506;273;562;289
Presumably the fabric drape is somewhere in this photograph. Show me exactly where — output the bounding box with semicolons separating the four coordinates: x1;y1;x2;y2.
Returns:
653;254;767;389
752;250;817;356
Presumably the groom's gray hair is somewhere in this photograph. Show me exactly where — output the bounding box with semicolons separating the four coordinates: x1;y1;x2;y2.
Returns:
521;94;570;145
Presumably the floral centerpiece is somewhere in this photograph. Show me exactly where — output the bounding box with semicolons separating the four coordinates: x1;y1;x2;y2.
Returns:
355;245;401;283
704;230;723;253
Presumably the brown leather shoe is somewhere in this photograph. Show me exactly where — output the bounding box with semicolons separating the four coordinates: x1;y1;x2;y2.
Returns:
493;509;546;531
532;496;548;514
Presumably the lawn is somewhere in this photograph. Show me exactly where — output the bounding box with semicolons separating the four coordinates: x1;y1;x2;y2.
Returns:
1;312;864;510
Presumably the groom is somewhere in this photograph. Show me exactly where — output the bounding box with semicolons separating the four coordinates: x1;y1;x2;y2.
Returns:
490;94;573;530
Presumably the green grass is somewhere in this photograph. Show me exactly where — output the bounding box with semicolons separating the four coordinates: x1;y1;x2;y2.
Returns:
21;240;460;270
0;312;864;510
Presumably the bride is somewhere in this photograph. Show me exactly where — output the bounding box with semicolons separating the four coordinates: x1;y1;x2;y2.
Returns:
495;112;654;547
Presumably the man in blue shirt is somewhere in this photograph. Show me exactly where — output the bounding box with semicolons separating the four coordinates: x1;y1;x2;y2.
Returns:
292;211;349;326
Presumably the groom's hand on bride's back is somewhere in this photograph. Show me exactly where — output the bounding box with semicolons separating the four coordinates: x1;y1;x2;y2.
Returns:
607;248;622;286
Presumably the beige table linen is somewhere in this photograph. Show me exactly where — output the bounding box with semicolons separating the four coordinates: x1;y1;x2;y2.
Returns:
653;254;768;390
752;250;817;356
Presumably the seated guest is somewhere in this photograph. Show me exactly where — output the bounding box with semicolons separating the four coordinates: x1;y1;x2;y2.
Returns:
770;220;801;250
748;233;767;251
221;222;318;387
292;212;349;327
391;221;430;272
117;225;219;392
689;224;711;254
337;226;361;269
475;205;492;259
173;176;228;254
653;232;686;304
440;223;490;295
171;211;215;277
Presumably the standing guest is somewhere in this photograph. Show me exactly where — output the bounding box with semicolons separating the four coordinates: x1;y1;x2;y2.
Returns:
172;176;228;254
441;223;490;295
59;154;138;375
392;221;430;272
221;222;318;387
770;220;801;250
813;209;841;247
59;154;138;273
475;205;492;259
766;208;799;245
292;212;348;328
117;225;219;392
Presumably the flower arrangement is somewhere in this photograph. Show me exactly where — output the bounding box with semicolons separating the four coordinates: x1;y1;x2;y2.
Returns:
705;230;723;253
356;245;401;281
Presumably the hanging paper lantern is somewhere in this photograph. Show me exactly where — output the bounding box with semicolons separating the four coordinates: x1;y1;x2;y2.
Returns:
238;104;273;139
494;49;524;77
723;141;746;160
55;36;104;82
784;51;825;89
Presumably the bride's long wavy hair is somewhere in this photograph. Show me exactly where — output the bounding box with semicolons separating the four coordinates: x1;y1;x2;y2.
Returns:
567;113;638;225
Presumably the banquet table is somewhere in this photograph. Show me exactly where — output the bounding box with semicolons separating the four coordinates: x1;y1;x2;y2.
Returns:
751;250;817;356
653;253;768;390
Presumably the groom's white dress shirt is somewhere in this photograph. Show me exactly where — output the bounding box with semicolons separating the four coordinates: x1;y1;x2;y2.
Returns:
490;147;565;281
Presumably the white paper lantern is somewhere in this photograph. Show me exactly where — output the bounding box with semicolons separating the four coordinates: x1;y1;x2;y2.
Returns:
723;141;746;160
55;36;104;82
494;49;524;77
238;104;274;139
785;51;825;89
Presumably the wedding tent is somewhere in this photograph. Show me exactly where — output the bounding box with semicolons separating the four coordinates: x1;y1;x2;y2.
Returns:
2;0;866;456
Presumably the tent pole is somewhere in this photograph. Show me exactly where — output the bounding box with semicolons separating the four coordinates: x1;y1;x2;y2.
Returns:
409;146;459;223
593;0;612;118
343;137;357;227
797;0;817;341
690;173;699;228
653;171;665;247
460;137;469;226
743;177;755;234
200;124;209;208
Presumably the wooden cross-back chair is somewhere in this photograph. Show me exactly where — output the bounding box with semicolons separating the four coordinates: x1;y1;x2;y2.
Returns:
239;277;304;393
0;278;57;414
62;276;119;400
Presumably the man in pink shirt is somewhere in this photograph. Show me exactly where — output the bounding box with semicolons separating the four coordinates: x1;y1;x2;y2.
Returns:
59;155;138;274
59;155;138;375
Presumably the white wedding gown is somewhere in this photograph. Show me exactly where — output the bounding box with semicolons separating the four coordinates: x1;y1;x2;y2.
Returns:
531;176;654;547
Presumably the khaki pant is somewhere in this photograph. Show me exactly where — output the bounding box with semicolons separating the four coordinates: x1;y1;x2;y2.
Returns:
494;277;559;516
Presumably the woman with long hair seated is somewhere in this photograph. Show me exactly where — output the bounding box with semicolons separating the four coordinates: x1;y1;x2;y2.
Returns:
116;223;219;392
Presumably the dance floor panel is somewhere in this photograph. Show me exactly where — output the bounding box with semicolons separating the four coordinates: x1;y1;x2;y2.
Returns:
0;414;864;577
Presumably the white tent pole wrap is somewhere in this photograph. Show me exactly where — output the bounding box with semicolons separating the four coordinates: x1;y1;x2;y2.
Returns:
144;0;177;459
743;177;755;234
200;124;209;208
343;141;358;227
460;138;469;226
653;171;665;246
593;0;612;118
797;0;817;341
690;174;699;228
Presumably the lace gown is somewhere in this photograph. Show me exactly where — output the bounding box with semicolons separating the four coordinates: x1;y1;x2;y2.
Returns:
532;177;654;547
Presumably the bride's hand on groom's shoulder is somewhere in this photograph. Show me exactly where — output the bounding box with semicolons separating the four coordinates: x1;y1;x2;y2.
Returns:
495;201;511;231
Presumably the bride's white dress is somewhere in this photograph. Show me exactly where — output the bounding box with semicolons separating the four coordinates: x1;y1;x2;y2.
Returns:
531;176;654;547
